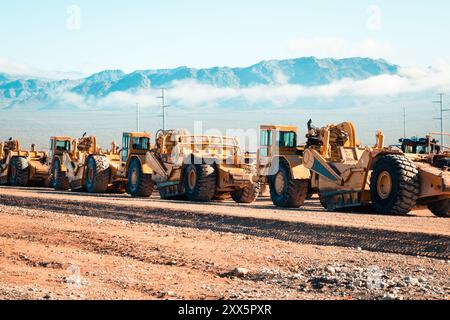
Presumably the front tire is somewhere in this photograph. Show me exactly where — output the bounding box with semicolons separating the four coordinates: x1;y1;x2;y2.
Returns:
8;157;29;187
370;154;419;215
183;164;216;202
127;158;154;197
269;159;308;208
51;158;69;191
428;199;450;217
85;156;110;193
231;183;260;204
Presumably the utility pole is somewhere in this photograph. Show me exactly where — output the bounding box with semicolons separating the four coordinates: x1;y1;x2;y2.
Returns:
432;93;449;150
403;106;407;140
136;103;140;132
157;88;169;131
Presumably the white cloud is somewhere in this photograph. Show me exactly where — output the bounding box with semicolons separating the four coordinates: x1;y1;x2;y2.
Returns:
0;57;86;80
0;58;37;76
12;61;450;110
163;62;450;106
288;37;394;60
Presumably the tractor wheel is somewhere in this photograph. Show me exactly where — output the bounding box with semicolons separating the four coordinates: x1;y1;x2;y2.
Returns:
183;164;216;202
231;182;260;204
8;157;29;187
127;157;154;197
51;158;69;191
370;154;419;215
158;184;186;200
434;157;450;169
427;199;450;218
85;156;110;193
269;159;309;208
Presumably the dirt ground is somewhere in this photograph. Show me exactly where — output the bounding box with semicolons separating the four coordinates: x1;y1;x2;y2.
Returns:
0;186;449;300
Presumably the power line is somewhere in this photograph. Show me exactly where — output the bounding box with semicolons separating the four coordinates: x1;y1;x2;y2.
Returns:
403;106;407;139
432;93;449;149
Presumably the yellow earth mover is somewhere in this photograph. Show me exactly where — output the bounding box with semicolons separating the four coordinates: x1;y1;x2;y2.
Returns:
143;129;260;203
49;134;121;193
257;125;312;208
302;120;450;217
398;135;450;217
101;132;155;197
0;138;50;187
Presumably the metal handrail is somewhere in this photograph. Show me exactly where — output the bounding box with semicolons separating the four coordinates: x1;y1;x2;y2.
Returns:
427;132;450;153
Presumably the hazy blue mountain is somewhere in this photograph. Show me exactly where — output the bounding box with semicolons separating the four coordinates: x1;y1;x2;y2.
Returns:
108;72;152;93
71;70;125;96
0;57;399;109
0;73;11;84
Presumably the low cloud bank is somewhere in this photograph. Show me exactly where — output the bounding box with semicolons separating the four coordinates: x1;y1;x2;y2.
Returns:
20;61;450;110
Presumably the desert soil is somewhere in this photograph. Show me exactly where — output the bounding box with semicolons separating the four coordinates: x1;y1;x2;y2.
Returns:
0;186;449;300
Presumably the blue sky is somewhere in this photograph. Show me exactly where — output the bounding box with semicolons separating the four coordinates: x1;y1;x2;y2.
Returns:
1;0;449;75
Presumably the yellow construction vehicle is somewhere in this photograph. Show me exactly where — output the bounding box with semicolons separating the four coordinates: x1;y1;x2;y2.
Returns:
145;129;259;203
49;134;121;193
398;134;450;217
302;120;450;217
0;138;50;187
257;125;312;208
104;132;155;197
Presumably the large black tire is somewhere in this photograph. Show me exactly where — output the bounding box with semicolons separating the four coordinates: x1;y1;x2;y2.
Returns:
428;199;450;218
8;157;29;187
127;157;154;197
158;184;186;200
231;182;260;204
370;154;419;215
183;164;216;202
434;157;450;169
269;159;309;208
85;156;110;193
51;158;69;191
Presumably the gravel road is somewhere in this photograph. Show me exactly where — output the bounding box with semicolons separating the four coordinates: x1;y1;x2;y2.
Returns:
0;186;448;300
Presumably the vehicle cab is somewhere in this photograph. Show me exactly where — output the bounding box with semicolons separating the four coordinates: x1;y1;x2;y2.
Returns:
120;132;151;163
258;125;300;173
49;136;73;161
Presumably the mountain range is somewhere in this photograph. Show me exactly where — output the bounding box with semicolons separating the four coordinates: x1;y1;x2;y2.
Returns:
0;57;398;110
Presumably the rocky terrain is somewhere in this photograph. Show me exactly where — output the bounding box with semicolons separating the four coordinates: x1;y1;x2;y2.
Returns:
0;186;448;300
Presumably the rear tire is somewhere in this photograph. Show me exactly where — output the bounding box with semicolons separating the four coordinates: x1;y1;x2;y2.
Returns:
85;156;110;193
159;184;186;200
183;164;216;202
269;159;308;208
370;154;419;215
127;157;154;197
51;158;69;191
428;199;450;217
231;183;260;204
434;157;450;169
8;157;29;187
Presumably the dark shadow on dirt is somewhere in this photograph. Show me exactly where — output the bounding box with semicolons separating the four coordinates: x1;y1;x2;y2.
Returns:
1;194;448;260
30;188;423;216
